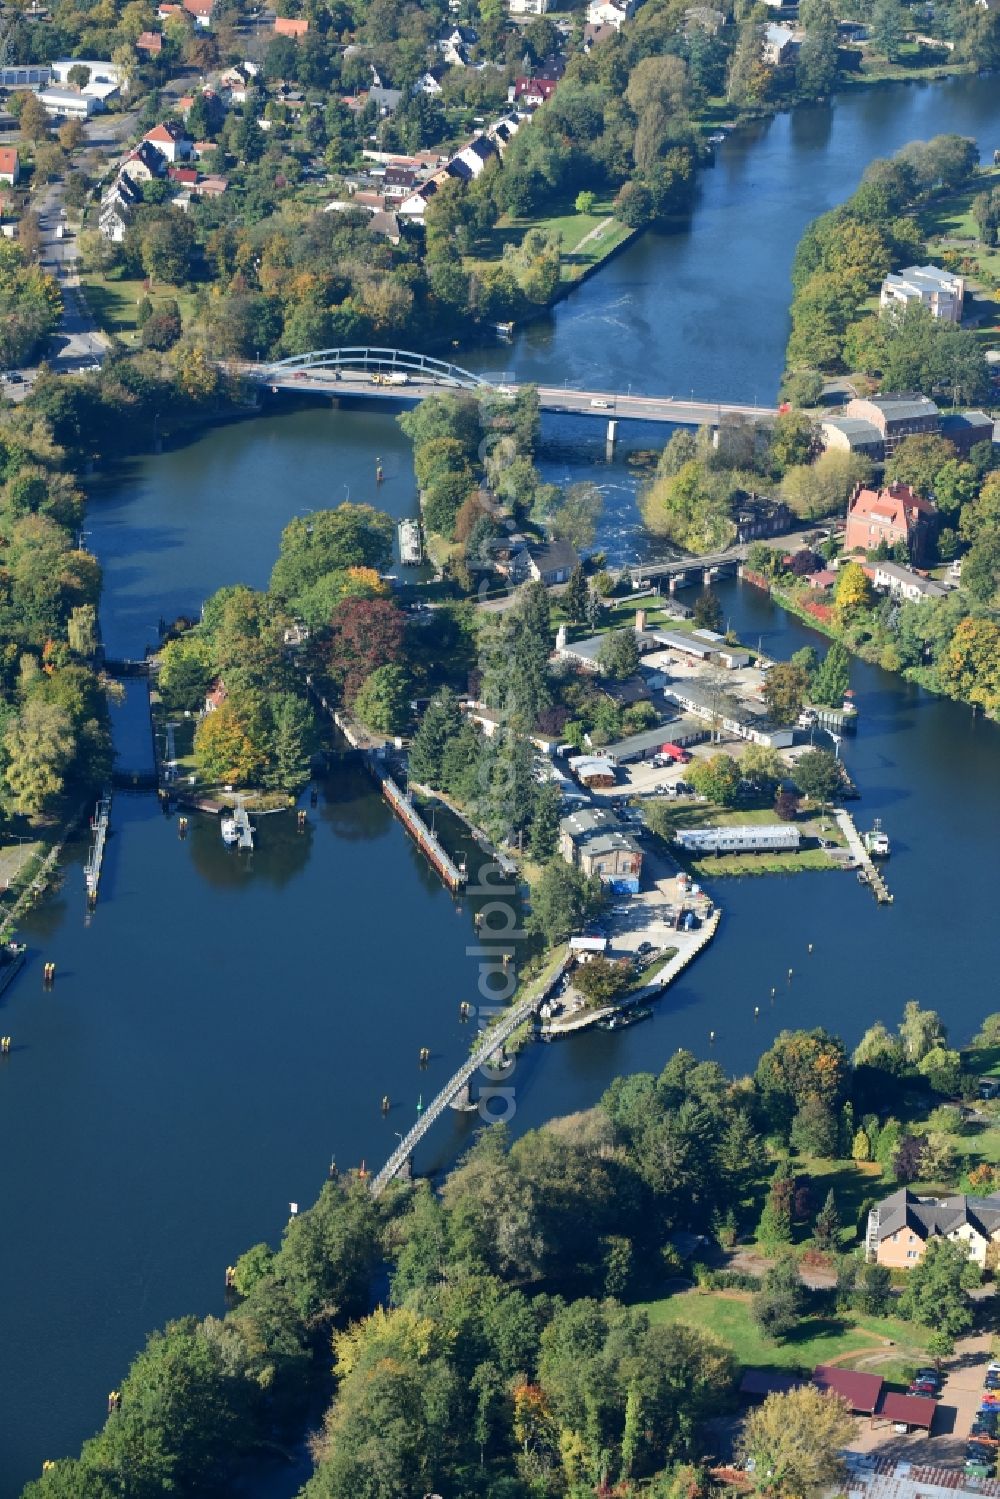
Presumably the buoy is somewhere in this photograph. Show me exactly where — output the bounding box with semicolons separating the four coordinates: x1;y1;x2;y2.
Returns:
771;987;776;997
788;968;793;978
289;1202;299;1216
375;458;384;483
709;1030;715;1042
1;1036;10;1053
459;1001;471;1018
224;1265;236;1290
808;942;813;953
754;1006;760;1017
328;1156;337;1179
358;1160;368;1179
417;1094;423;1113
381;1094;390;1113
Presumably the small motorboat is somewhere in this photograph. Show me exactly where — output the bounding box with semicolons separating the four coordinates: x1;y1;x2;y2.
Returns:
220;816;239;846
598;1006;653;1032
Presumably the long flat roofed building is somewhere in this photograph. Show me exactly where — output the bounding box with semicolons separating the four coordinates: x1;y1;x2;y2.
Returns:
675;824;800;853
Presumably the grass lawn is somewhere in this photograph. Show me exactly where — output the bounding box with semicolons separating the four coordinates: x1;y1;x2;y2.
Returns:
641;1287;927;1373
465;193;634;286
792;1156;886;1247
657;802;845;878
78;272;200;342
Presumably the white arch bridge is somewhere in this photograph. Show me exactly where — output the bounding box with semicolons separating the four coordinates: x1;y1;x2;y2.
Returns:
244;348;778;427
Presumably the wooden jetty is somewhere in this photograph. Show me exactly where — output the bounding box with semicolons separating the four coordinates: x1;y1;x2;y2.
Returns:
83;793;112;904
370;759;465;891
233;801;254;851
834;808;893;904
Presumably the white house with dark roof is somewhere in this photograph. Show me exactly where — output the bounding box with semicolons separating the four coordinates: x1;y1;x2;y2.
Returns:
510;539;579;585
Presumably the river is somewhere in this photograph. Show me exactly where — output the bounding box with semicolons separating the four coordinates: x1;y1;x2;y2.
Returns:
1;74;999;1498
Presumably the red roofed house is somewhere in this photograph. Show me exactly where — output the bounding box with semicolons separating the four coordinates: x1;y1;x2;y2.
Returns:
136;30;163;53
512;75;559;106
144;120;193;164
274;14;309;35
844;481;937;566
205;680;228;712
195;174;228;197
168;165;198;186
183;0;213;25
156;2;182;17
0;148;19;186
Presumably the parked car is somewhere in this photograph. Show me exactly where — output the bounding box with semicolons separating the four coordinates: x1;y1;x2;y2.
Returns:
910;1380;941;1397
637;941;654;955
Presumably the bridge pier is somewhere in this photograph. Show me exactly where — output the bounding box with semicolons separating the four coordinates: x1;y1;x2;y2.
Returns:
606;419;618;449
703;566;717;584
449;1081;478;1112
669;574;681;593
398;1155;412;1181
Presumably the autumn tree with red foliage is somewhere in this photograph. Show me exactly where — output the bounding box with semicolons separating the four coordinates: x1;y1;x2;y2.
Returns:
327;596;407;702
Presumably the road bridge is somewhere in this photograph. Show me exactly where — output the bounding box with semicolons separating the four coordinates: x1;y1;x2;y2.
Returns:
238;351;779;428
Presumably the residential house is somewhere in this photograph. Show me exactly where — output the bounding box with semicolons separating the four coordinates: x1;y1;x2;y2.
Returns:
566;755;617;787
368;209;401;243
880;264;965;324
183;0;213;26
583;20;615;45
219;63;258;102
510;0;550;13
383;165;417;198
274;15;308;36
512;74;559;105
205;680;228;712
144;120;193;163
156;2;182;17
586;0;634;28
866;1188;1000;1268
488;115;522;152
413;70;444;95
195;174;228;198
684;5;725;29
121;142;168;183
763;22;799;62
448;134;497;180
99;171;143;241
136;31;163;54
844;481;938;565
369;85;402;115
510;539;579;585
559;807;644;890
863;559;948;604
0;148;19;186
167;165;198;188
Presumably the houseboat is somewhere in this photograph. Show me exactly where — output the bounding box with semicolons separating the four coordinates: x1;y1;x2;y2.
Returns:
863;819;891;859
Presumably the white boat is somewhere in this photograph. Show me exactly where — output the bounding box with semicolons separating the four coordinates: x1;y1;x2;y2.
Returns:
220;816;239;846
863;819;890;859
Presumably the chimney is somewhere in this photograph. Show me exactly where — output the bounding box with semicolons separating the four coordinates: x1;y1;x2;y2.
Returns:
635;608;647;631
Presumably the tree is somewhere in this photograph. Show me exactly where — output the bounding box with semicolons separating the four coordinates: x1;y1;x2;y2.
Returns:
4;700;75;814
757;1174;794;1246
899;1238;980;1337
693;589;723;632
917;1045;962;1096
762;662;810;725
796;0;839;99
885;434;958;497
752;1254;806;1341
814;1188;841;1250
67;64;92;90
327;598;407;703
793;749;840;804
790;1095;839;1157
138;210;196;285
408;689;465;788
834;560;873;623
528;860;603;945
852;1260;891;1316
899;1000;945;1064
575;190;596;214
739;1385;854;1496
688;753;741;807
939;617;1000;716
353;665;411;736
871;0;906;60
597;629;640;681
158;636;214;712
193;701;262;786
546;481;602;550
270;506;394;602
563;564;588;624
18;93;50;144
742;743;784;796
810;643;850;706
574;955;632;1008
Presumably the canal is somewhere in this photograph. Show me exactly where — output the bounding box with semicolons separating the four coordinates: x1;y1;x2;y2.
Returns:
2;74;999;1497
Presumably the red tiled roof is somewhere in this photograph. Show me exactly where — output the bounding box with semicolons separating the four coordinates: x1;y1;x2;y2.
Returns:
183;0;213;14
851;482;936;521
274;14;308;33
136;30;163;50
813;1365;883;1414
0;148;19;176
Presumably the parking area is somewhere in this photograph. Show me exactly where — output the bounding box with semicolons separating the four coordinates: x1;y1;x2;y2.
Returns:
846;1332;996;1472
